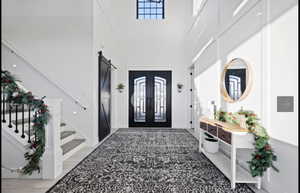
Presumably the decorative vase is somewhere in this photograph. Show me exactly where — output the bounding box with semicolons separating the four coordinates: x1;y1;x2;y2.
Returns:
239;115;247;128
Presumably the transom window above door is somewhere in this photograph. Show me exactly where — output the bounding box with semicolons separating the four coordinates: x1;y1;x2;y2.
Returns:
137;0;165;20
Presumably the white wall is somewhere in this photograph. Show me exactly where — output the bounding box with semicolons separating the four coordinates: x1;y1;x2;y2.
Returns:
2;0;298;191
2;0;93;145
268;4;298;146
2;0;119;146
91;0;121;143
193;58;221;138
103;0;193;128
2;0;194;143
187;0;298;192
2;0;93;104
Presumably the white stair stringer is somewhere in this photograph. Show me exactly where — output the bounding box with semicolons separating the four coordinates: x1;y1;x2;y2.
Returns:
1;124;42;179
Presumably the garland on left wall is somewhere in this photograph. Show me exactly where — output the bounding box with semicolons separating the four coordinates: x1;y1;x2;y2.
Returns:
1;70;50;175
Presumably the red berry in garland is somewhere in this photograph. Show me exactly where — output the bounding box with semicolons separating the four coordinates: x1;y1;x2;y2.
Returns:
31;143;37;149
264;144;271;151
255;155;261;160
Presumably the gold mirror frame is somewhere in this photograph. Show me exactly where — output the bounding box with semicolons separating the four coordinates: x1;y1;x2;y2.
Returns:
220;58;253;103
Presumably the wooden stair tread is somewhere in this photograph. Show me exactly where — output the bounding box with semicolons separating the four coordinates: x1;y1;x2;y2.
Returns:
61;131;76;140
12;118;32;125
60;122;67;127
3;104;31;114
61;139;85;155
4;109;30;114
24;129;35;137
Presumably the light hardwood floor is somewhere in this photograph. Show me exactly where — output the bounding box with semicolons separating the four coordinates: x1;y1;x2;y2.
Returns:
1;146;95;193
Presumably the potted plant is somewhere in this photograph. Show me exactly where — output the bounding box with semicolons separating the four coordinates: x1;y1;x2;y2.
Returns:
117;83;125;93
203;132;219;153
177;83;183;93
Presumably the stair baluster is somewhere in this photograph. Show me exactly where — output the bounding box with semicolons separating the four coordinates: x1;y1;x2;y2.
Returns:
8;104;12;128
2;92;6;123
34;112;37;142
21;104;25;138
14;105;19;133
27;105;31;143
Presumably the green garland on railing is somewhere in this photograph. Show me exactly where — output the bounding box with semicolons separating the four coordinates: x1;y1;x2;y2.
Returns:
1;70;50;175
216;109;279;177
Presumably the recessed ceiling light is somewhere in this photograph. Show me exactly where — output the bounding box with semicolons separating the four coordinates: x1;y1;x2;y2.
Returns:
12;64;17;68
73;111;77;114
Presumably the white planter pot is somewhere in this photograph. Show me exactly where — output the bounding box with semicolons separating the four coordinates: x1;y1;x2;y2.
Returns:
204;138;219;153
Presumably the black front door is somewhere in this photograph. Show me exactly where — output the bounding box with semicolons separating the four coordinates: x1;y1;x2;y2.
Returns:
129;71;172;127
98;52;111;142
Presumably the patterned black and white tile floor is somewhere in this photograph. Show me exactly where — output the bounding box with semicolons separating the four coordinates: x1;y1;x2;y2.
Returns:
46;128;255;193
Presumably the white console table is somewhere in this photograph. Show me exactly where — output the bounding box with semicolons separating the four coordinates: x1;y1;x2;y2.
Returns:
199;117;261;190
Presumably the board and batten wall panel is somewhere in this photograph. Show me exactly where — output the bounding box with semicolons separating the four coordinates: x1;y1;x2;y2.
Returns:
219;1;264;117
269;4;298;146
187;0;298;193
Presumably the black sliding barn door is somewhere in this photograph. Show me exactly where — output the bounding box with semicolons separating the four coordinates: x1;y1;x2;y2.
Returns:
98;51;111;142
129;71;172;127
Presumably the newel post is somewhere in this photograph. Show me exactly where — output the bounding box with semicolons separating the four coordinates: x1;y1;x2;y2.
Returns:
41;99;63;179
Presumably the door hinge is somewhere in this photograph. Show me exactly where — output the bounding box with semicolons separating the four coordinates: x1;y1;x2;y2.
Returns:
190;121;192;124
190;105;192;108
190;89;192;92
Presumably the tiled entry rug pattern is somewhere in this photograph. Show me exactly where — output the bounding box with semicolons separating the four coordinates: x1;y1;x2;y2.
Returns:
46;128;254;193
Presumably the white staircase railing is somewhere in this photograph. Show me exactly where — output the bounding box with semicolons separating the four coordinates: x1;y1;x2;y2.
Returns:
1;98;63;179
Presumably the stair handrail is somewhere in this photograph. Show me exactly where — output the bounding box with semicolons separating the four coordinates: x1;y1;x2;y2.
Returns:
1;39;87;111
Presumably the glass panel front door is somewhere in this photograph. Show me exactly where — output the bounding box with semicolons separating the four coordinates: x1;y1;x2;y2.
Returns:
134;76;146;122
154;76;167;122
129;71;171;127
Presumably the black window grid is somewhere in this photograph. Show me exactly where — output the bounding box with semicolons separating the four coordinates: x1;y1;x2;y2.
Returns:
137;0;165;20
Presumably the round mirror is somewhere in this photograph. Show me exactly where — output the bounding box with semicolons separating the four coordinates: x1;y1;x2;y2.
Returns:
220;58;253;103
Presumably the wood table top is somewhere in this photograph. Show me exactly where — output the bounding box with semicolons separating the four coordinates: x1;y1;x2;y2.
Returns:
200;117;249;133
